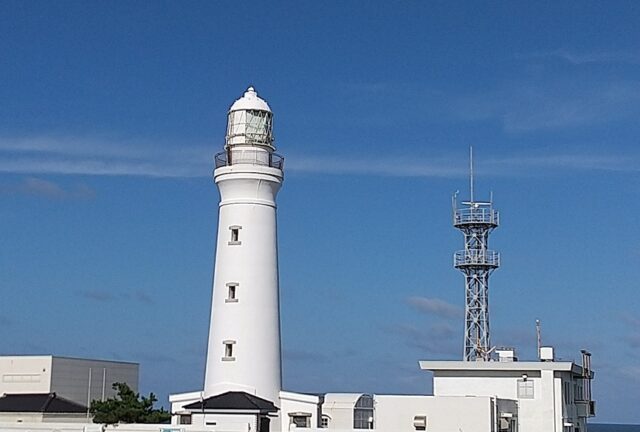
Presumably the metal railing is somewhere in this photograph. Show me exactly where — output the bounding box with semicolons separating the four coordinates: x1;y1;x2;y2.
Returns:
214;150;284;170
454;250;500;267
454;207;499;226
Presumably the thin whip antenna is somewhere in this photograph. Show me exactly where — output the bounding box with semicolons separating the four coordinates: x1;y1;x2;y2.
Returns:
469;146;474;203
536;319;542;358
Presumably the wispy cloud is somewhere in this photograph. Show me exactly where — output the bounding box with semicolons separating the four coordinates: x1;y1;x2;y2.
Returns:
406;296;463;320
483;153;639;174
0;135;211;178
387;322;459;357
452;79;640;133
286;154;465;177
1;134;638;180
615;366;640;383
521;49;640;65
0;177;95;199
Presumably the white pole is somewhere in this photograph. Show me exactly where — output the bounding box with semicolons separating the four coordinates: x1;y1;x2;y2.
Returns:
86;367;92;419
101;368;106;401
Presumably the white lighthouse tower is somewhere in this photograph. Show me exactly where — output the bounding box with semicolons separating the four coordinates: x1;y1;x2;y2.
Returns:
203;87;284;404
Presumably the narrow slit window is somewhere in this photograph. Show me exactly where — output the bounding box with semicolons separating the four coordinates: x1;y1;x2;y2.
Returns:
222;340;236;361
226;283;238;302
228;226;242;245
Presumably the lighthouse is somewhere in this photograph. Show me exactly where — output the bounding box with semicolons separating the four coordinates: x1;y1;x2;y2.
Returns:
203;87;284;404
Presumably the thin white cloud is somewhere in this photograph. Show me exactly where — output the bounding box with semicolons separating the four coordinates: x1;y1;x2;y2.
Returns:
0;177;96;199
386;322;459;357
483;154;639;174
521;49;640;65
1;135;638;179
451;80;640;133
0;135;212;177
286;154;465;177
406;296;463;320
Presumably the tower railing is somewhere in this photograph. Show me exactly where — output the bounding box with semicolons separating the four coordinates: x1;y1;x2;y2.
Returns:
215;150;284;170
454;207;499;226
454;250;500;268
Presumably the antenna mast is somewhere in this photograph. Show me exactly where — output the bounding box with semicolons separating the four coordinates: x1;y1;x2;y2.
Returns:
470;146;474;203
453;148;500;361
536;319;542;358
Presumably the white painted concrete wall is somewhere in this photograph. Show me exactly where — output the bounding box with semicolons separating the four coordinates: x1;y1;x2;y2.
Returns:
433;369;586;432
191;413;256;432
280;391;320;431
374;395;495;432
321;394;360;430
0;422;215;432
0;356;52;395
0;413;89;423
203;164;283;405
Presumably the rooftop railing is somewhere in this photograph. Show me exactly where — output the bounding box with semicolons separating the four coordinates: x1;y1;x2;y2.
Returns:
454;207;499;226
454;250;500;268
215;150;284;170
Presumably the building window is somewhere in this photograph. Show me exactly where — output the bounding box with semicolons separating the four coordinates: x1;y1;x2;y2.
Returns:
222;340;236;361
517;379;534;399
289;414;311;428
354;394;374;429
320;415;330;428
226;283;238;302
179;414;192;425
228;226;242;245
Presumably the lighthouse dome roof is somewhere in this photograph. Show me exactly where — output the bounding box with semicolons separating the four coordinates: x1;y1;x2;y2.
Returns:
229;87;271;113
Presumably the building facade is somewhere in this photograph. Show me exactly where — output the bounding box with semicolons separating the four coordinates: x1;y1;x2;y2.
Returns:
0;356;139;408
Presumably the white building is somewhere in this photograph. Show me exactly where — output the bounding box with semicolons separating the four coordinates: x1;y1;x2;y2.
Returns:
421;351;595;432
0;355;139;424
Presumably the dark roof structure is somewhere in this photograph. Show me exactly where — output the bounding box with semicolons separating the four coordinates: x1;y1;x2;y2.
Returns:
183;391;278;413
0;393;87;413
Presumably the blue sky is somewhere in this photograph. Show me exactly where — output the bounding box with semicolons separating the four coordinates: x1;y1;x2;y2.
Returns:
1;0;640;423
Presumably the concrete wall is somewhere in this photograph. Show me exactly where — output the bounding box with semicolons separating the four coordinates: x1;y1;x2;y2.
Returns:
0;356;53;396
321;394;361;430
0;413;89;423
374;395;495;432
0;422;215;432
280;391;320;431
433;369;586;432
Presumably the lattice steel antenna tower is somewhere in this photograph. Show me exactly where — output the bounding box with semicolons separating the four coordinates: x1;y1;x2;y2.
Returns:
453;148;500;361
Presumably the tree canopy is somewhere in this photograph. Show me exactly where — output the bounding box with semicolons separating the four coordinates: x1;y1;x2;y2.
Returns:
90;382;171;424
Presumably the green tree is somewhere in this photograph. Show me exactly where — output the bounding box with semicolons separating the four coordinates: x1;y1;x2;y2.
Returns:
90;382;171;424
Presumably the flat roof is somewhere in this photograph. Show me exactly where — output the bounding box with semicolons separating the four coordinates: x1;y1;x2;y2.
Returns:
419;360;586;375
0;355;138;366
